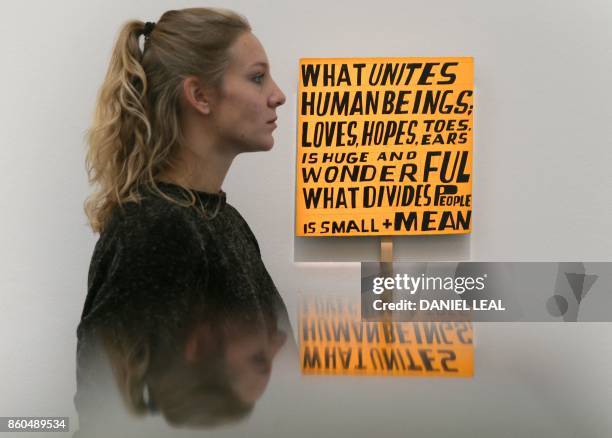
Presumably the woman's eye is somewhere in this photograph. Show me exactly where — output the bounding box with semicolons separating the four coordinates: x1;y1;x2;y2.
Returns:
252;73;264;84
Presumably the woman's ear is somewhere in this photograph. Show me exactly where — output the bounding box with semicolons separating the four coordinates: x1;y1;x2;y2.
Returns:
184;322;216;363
181;76;212;116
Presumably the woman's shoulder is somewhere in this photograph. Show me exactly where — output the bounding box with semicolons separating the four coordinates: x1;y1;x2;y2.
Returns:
82;188;211;330
218;202;262;256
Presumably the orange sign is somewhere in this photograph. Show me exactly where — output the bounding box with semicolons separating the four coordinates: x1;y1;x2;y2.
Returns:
299;295;473;377
296;58;474;236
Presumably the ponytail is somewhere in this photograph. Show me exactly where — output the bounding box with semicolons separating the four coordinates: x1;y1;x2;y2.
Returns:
84;20;154;233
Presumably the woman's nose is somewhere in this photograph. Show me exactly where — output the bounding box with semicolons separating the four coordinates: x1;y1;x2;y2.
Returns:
269;80;286;108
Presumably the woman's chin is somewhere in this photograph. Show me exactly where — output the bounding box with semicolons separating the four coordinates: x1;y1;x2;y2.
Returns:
238;136;275;153
258;137;275;152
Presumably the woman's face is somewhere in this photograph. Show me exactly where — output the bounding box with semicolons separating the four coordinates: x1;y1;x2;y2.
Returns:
209;32;286;153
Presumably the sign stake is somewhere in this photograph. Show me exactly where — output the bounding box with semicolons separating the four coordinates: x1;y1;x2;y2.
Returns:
380;236;393;263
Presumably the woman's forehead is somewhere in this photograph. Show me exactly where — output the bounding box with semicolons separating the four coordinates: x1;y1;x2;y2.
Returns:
227;32;269;70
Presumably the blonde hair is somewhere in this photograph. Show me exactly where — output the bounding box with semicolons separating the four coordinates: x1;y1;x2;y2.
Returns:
84;8;250;233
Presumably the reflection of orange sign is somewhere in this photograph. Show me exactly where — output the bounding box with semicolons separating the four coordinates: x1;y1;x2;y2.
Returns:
299;296;473;377
296;58;474;236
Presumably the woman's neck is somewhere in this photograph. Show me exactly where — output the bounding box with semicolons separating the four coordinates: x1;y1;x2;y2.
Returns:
159;149;234;193
158;119;236;193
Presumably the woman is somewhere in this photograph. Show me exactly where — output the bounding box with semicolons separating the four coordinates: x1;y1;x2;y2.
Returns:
76;7;290;429
80;6;287;325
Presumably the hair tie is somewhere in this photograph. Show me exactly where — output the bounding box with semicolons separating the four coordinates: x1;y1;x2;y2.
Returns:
142;21;156;40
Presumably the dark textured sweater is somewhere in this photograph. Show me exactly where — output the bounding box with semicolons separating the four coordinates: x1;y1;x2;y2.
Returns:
78;181;287;337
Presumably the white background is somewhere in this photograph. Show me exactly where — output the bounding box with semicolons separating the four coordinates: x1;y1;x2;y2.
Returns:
1;0;611;436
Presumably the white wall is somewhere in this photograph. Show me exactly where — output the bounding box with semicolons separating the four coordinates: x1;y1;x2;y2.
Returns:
1;0;611;433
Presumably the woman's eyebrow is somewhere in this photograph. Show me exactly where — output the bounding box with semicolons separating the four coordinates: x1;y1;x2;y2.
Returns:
250;61;269;69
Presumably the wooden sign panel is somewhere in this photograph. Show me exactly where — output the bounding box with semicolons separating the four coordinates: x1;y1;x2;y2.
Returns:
296;58;473;236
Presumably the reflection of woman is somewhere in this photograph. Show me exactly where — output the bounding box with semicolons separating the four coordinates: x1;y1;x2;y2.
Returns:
76;6;289;431
99;298;287;427
75;287;288;434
